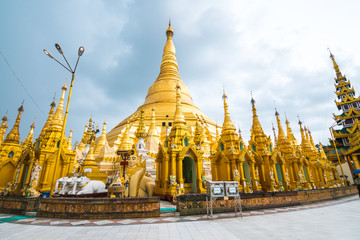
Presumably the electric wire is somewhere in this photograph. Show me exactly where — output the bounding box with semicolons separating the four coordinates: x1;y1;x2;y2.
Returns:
0;50;44;116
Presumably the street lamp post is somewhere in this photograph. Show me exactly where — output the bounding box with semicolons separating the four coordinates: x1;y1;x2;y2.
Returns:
329;123;347;186
44;44;84;195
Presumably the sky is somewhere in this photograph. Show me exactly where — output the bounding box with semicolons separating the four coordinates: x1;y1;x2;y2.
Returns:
1;0;360;147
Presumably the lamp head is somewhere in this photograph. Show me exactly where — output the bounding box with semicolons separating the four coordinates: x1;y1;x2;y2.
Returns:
55;43;63;54
43;49;54;59
78;46;85;56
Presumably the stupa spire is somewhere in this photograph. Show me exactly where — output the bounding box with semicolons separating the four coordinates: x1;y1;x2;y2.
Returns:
135;109;147;139
39;100;56;138
4;104;24;144
250;96;265;137
275;111;286;139
285;117;298;147
94;121;108;155
147;108;159;137
67;129;73;150
50;84;67;129
329;50;343;79
23;122;35;148
118;122;133;151
222;92;236;132
173;83;186;125
143;22;194;108
0;114;8;144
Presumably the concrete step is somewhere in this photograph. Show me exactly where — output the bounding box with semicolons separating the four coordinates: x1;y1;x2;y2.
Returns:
160;211;180;217
24;212;37;217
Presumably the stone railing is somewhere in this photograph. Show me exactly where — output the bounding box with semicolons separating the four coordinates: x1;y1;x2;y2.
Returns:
37;197;160;219
0;196;40;215
176;186;358;216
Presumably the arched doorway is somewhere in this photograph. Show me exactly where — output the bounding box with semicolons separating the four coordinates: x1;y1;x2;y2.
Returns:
275;163;283;182
0;162;15;188
243;161;251;184
303;166;309;182
182;157;197;193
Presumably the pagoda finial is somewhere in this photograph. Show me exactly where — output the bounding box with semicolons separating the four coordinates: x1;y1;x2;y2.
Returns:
272;123;277;145
50;83;67;129
135;109;147;139
328;49;342;78
285;117;298;147
94;121;107;155
0;113;8;145
221;90;236;132
173;81;186;125
38;100;56;138
4;103;24;144
275;110;286;138
23;121;35;148
148;108;159;137
67;129;73;150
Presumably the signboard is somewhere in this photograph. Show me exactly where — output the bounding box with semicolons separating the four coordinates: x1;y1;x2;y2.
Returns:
84;168;92;173
206;181;225;197
224;181;239;196
120;161;128;166
213;187;222;194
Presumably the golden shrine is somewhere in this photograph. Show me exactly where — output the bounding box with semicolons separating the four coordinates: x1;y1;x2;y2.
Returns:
0;22;345;199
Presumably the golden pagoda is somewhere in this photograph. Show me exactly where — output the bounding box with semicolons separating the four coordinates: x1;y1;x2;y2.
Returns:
9;84;75;195
324;51;360;177
211;93;261;193
106;22;218;155
0;104;24;190
154;82;206;199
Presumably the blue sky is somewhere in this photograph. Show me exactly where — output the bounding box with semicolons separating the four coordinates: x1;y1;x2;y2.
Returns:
1;0;360;146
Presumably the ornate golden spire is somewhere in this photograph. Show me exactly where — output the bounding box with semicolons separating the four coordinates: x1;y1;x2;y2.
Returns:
39;100;56;138
23;122;35;148
4;104;24;144
238;128;242;140
285;117;298;147
94;122;107;155
319;142;327;159
194;119;204;146
147;108;159;137
299;120;313;155
250;97;265;138
135;109;147;139
67;129;73;150
272;123;277;145
221;92;236;133
50;84;67;129
275;111;286;139
307;129;317;151
118;122;133;151
0;114;8;144
173;83;186;126
275;111;294;155
249;96;270;153
304;126;309;141
329;50;343;79
80;142;98;171
143;23;194;107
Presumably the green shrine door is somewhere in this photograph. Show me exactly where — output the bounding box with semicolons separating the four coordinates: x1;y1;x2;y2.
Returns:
182;157;197;193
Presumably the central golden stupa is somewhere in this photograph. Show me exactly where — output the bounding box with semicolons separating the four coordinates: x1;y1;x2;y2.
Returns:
106;23;218;153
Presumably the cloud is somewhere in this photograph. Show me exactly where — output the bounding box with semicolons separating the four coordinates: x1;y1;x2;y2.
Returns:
1;0;360;147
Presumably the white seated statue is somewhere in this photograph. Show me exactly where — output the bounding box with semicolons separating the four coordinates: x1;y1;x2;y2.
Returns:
76;176;107;195
53;177;69;194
